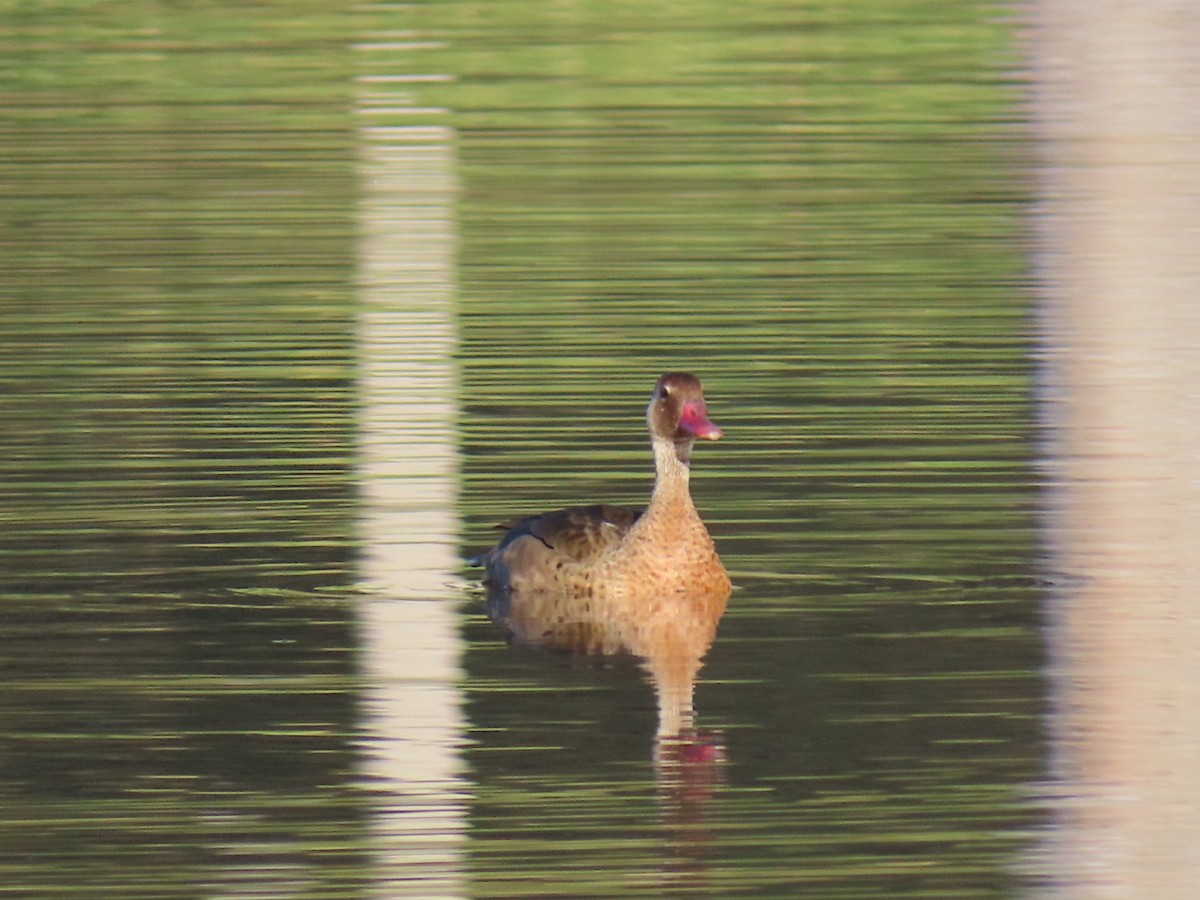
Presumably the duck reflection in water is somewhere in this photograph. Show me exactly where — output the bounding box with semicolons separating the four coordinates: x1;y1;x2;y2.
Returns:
472;373;732;755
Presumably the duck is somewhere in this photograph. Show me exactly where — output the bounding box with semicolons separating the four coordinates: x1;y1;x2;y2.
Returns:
474;373;732;667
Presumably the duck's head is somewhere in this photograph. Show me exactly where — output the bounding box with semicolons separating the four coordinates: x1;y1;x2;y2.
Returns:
647;372;722;464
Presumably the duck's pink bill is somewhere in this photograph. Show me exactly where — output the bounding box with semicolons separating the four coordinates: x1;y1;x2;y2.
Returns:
679;402;723;440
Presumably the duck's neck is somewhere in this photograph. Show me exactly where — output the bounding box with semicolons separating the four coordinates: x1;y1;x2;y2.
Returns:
646;437;697;518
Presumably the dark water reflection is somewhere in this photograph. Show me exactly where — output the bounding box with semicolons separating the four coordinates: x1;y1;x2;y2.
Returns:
0;0;1124;897
446;13;1040;889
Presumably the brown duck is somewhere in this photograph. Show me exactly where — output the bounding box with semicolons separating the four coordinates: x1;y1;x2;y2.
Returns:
475;373;732;672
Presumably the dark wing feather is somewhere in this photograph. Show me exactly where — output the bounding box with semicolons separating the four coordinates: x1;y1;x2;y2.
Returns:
491;503;642;565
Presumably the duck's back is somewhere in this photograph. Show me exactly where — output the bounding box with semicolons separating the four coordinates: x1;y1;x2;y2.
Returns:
481;503;643;598
489;504;642;568
480;504;642;653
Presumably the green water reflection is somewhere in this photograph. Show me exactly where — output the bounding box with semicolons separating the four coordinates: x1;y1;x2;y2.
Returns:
2;4;367;897
2;0;1041;897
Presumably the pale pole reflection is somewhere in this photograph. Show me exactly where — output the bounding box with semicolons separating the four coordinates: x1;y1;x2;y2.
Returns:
355;110;466;896
1031;2;1200;895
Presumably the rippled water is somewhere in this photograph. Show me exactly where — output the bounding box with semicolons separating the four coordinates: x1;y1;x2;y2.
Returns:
446;7;1039;890
4;1;1196;898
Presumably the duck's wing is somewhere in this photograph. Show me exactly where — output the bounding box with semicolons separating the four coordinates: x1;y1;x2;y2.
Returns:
491;503;642;565
475;504;643;653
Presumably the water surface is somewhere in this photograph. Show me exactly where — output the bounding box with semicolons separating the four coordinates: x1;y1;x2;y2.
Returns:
7;0;1179;897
